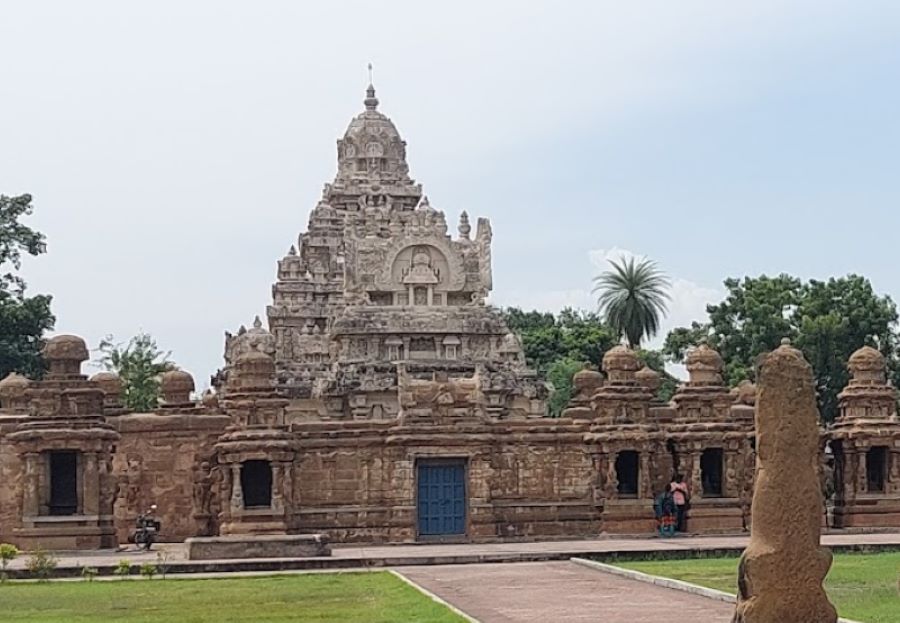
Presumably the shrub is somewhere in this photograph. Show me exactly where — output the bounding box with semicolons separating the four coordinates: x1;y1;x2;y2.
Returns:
81;566;99;582
114;559;132;579
25;549;58;582
139;563;157;580
0;543;20;582
155;551;170;579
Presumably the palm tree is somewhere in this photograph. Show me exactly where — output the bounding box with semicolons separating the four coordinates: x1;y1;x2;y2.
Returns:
592;256;671;348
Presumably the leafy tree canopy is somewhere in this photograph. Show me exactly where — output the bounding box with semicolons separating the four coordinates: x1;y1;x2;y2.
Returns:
663;273;899;422
0;194;54;379
97;333;175;411
592;257;671;348
504;307;676;414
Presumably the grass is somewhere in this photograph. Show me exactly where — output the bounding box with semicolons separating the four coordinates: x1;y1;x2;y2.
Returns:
617;552;900;623
0;571;466;623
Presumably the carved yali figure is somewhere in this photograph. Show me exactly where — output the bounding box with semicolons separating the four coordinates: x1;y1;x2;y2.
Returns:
732;339;837;623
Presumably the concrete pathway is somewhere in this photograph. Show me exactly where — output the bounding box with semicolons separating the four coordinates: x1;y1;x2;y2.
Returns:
396;561;734;623
8;531;898;571
10;532;900;573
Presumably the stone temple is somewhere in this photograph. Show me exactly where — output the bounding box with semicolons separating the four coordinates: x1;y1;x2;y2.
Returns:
218;82;546;421
1;85;898;549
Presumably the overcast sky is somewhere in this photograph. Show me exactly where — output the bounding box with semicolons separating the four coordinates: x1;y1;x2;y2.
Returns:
3;1;899;386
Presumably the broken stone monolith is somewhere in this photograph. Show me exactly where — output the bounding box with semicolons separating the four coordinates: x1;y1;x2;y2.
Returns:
732;339;837;623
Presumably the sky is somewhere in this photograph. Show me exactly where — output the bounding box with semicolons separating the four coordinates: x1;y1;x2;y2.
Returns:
2;1;899;387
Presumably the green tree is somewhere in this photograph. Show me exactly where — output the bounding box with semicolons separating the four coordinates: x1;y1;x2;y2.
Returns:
503;307;673;412
592;257;671;348
97;333;175;411
503;307;616;373
663;273;899;422
546;357;584;416
0;194;55;379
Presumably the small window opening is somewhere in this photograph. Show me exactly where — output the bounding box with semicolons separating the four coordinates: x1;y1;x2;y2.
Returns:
701;448;724;497
240;460;273;508
49;451;78;516
867;446;887;493
615;451;639;497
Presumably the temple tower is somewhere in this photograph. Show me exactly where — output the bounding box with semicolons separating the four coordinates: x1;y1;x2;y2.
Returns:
669;343;754;532
8;335;119;549
222;84;545;421
829;345;900;527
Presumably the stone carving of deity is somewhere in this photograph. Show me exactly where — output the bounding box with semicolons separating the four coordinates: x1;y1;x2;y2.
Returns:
604;455;619;498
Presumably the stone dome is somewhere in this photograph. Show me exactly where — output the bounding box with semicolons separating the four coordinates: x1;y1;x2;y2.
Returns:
731;379;757;406
685;343;724;386
160;369;195;404
602;345;640;373
0;372;29;391
336;85;410;183
235;349;276;375
635;366;662;392
571;367;604;399
43;334;89;362
0;373;30;404
90;371;123;396
685;342;723;371
847;345;886;384
230;350;276;391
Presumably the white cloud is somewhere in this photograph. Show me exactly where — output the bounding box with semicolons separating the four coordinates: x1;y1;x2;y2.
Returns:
494;246;723;348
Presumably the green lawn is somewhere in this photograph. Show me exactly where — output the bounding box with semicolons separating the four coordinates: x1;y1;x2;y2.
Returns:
617;552;900;623
0;571;466;623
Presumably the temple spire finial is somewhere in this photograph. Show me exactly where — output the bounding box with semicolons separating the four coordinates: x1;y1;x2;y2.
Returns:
364;63;379;111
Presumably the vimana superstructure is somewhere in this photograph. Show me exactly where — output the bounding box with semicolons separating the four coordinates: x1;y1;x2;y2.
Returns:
218;82;547;421
0;84;897;549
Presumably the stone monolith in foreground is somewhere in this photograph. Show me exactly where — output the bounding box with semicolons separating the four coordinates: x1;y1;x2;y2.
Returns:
732;339;837;623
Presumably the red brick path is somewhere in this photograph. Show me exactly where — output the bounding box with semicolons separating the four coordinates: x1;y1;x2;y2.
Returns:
396;561;734;622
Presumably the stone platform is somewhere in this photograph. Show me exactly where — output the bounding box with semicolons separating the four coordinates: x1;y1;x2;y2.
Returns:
5;532;898;579
185;534;331;560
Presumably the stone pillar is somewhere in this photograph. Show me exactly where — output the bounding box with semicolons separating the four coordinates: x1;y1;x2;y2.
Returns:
689;452;702;499
890;451;900;494
732;340;837;623
639;453;651;497
272;463;284;512
23;452;40;518
843;448;857;504
724;451;737;498
83;452;99;515
856;450;867;495
230;464;243;510
604;452;618;499
283;461;294;509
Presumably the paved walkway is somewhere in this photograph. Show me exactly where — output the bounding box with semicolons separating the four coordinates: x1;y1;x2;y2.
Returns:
7;531;900;571
396;561;734;623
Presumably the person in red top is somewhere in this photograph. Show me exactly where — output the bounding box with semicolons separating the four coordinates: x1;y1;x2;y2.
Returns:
670;474;690;533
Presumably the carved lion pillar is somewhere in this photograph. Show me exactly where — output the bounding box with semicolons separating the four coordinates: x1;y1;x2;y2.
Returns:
639;452;651;498
856;449;868;496
689;451;703;499
723;450;738;498
22;452;40;517
230;464;243;511
890;451;900;494
271;463;284;512
603;451;618;499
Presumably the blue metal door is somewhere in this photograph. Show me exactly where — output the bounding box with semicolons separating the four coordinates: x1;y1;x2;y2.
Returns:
417;462;466;537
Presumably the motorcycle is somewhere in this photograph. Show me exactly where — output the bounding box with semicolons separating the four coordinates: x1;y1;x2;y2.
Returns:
131;504;161;551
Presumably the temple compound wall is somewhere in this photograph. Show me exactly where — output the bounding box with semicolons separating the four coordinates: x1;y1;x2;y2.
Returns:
1;86;898;549
2;337;899;548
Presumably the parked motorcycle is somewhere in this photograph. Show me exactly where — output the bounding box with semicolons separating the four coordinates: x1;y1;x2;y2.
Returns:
131;504;161;551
